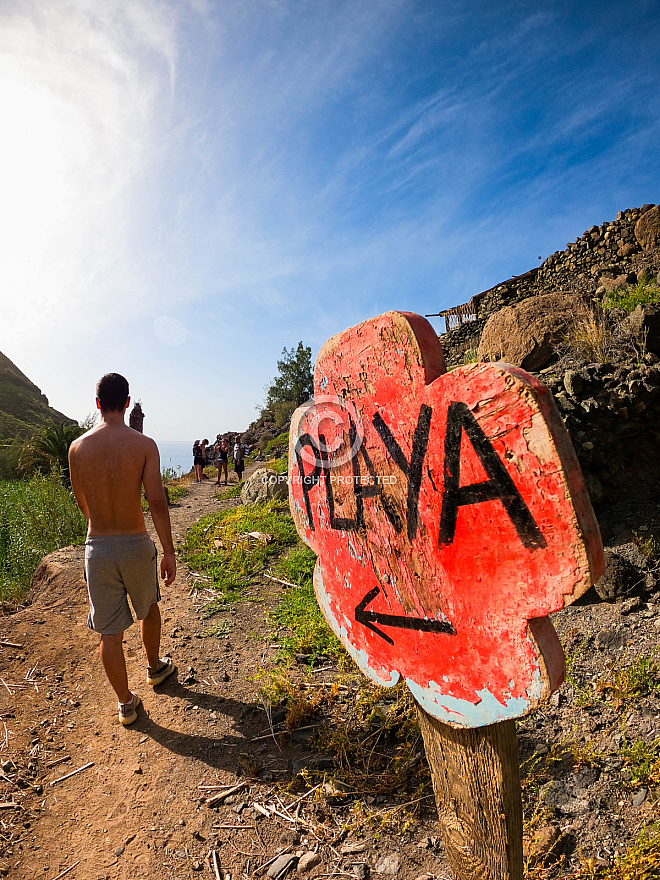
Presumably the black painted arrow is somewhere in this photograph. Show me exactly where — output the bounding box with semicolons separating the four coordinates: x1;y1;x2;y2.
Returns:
354;586;456;646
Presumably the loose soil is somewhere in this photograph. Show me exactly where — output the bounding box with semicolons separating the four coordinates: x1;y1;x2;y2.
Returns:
1;473;659;880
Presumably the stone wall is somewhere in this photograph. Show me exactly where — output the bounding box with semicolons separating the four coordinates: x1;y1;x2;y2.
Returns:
532;359;660;513
537;205;654;291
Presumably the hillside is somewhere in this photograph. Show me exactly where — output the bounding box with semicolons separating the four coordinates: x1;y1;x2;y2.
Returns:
0;350;73;441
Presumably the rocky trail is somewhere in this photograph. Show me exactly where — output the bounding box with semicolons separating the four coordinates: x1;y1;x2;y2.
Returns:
1;471;660;880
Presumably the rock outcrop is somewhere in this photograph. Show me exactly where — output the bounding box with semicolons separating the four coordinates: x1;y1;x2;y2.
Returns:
477;293;583;371
441;204;659;367
614;303;660;355
437;201;660;535
240;467;288;506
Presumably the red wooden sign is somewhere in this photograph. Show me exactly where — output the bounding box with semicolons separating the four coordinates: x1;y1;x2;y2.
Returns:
288;311;604;727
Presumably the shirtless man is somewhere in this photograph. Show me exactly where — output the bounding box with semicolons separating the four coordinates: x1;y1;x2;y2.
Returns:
68;373;177;725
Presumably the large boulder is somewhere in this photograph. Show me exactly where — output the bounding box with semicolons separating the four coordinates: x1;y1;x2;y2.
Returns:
240;467;288;506
635;205;660;251
477;292;582;371
617;242;640;258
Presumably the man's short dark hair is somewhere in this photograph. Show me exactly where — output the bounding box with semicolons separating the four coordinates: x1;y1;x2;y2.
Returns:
96;373;129;412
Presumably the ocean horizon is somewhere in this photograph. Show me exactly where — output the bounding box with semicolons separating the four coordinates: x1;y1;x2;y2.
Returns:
156;440;195;476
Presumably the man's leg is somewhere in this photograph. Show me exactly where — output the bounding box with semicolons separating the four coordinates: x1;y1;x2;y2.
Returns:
99;632;132;704
139;602;161;670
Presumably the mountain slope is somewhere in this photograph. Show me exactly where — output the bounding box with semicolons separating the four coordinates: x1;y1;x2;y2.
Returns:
0;350;74;440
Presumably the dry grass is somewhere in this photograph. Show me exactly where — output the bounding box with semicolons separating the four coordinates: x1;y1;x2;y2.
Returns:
255;668;431;813
561;309;614;364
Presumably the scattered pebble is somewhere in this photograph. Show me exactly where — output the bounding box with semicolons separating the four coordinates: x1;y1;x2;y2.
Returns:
632;787;648;807
298;852;322;873
341;841;367;855
267;854;298;879
375;854;400;875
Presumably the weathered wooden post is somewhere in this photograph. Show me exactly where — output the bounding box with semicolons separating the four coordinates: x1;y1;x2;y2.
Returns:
288;311;604;880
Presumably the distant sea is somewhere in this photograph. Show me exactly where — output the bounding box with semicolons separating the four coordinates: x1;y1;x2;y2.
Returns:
156;440;195;477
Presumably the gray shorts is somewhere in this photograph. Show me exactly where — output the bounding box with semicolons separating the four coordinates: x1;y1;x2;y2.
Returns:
84;533;161;634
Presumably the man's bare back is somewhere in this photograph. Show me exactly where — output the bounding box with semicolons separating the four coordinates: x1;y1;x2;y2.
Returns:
69;421;156;536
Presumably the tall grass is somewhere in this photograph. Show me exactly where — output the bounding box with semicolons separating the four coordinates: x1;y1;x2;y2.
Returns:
0;472;87;605
562;310;614;364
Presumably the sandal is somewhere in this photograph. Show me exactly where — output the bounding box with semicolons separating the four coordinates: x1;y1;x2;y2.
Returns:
119;693;141;726
147;658;176;686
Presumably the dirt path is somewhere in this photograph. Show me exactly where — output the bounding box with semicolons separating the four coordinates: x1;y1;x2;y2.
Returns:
0;477;449;880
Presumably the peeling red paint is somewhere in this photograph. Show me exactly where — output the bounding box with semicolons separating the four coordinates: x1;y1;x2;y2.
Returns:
289;311;605;725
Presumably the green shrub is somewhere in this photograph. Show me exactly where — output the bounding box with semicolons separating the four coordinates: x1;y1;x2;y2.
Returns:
167;485;188;504
217;483;242;499
634;530;660;564
270;579;344;663
0;473;87;604
265;431;290;454
621;738;660;789
571;823;660;880
276;544;316;587
603;270;660;312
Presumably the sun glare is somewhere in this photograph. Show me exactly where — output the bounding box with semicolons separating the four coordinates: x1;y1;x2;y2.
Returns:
0;74;87;256
0;13;153;336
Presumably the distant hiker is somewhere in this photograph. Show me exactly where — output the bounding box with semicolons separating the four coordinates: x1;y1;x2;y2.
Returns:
215;438;229;485
68;373;176;726
193;439;204;482
201;439;209;479
234;439;245;480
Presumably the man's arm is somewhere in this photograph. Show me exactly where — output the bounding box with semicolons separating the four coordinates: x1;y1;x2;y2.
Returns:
68;443;90;522
143;440;177;586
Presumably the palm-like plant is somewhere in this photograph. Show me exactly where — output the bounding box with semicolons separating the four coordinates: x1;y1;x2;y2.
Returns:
18;421;85;485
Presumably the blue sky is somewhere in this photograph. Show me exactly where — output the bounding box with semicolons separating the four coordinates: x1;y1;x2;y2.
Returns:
1;0;659;440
